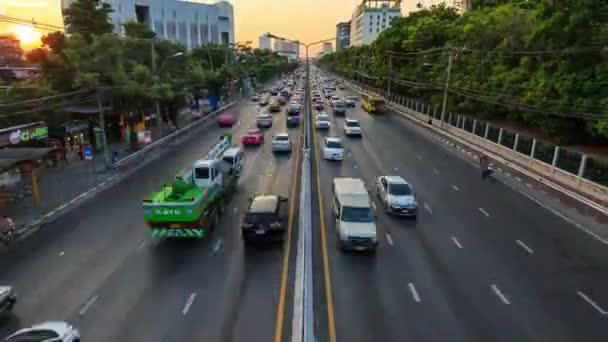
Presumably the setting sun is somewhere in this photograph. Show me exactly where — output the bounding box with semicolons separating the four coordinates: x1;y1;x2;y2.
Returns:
11;24;42;48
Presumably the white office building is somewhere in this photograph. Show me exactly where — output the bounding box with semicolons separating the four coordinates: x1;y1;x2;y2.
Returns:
259;34;272;50
274;39;299;61
350;0;401;47
62;0;235;49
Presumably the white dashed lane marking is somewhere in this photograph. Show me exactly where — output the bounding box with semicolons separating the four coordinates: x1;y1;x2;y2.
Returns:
451;237;463;249
491;285;510;305
478;208;490;217
408;283;421;302
79;295;99;316
182;293;197;315
516;240;534;255
577;291;608;315
452;185;460;192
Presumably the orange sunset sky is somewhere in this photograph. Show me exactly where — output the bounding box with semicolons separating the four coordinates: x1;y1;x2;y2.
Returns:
0;0;419;53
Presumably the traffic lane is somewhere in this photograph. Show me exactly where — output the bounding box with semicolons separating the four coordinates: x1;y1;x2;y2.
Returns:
96;110;293;342
338;87;608;278
0;101;260;338
217;103;300;342
339;101;608;340
313;113;481;342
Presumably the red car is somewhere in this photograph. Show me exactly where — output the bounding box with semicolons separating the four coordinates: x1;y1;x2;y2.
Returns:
241;127;264;146
218;112;236;127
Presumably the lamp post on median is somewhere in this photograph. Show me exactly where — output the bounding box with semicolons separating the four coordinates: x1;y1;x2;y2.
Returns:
266;33;345;146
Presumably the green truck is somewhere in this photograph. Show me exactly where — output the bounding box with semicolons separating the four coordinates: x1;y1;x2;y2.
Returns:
143;134;244;238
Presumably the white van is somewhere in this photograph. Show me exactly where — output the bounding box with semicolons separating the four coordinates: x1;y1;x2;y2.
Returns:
332;177;377;252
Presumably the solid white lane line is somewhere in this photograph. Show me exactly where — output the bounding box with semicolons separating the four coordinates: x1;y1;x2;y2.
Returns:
577;291;608;315
451;237;463;249
452;185;460;192
478;208;490;217
79;295;99;315
491;285;510;304
182;293;197;315
213;239;223;254
408;283;421;302
424;202;433;215
516;240;534;255
386;233;394;246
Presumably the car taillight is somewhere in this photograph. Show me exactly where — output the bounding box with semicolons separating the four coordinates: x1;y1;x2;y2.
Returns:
270;221;281;228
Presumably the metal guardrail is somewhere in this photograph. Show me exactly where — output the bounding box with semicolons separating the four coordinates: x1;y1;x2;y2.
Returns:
345;80;608;216
113;102;236;169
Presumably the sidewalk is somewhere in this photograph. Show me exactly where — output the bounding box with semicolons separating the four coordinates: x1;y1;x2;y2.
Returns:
5;103;235;233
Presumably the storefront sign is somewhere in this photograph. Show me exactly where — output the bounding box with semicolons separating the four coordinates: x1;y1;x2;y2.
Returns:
64;121;89;134
0;124;48;147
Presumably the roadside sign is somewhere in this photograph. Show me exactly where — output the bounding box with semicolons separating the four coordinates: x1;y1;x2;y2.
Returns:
83;145;93;160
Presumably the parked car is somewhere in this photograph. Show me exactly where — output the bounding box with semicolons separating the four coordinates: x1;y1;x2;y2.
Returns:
241;194;288;243
5;321;80;342
241;127;264;146
0;286;16;315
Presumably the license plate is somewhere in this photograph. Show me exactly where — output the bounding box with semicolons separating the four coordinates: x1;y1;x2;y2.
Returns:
256;229;266;235
355;246;366;251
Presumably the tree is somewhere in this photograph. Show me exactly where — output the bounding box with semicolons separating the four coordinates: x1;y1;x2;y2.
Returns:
63;0;114;40
319;1;608;143
123;21;156;40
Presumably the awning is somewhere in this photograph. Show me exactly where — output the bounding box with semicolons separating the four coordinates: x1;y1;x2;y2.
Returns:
0;147;54;171
63;104;112;114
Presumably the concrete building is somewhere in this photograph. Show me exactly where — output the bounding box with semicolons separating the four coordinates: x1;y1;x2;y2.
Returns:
350;0;401;47
274;39;299;61
322;42;333;55
62;0;235;49
0;35;24;66
259;34;272;50
336;21;351;51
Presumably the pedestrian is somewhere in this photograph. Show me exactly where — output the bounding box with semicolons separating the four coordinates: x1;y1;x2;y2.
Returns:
0;215;15;245
78;145;84;160
112;150;118;164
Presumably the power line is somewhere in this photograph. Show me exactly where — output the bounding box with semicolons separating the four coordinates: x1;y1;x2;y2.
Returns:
0;15;64;32
0;88;92;108
0;96;97;119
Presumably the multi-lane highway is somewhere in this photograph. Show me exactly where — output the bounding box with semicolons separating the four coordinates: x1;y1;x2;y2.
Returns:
2;70;608;342
310;76;608;342
0;98;301;342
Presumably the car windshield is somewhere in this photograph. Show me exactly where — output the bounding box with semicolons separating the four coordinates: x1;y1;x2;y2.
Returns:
247;129;259;134
317;115;329;121
389;183;412;196
326;141;342;149
342;206;373;223
346;121;360;127
274;136;289;141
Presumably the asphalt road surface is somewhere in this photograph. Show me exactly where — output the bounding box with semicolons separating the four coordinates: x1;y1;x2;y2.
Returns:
0;99;301;342
311;84;608;342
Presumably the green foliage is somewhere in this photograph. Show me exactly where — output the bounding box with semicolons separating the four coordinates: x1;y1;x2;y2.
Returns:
319;1;608;144
63;0;114;40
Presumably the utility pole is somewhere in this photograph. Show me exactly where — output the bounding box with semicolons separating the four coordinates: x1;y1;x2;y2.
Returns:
439;49;453;129
96;90;111;168
387;55;393;98
150;39;163;139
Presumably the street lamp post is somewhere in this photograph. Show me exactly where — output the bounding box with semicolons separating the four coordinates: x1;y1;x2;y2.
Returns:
266;33;343;146
151;48;184;139
423;49;453;129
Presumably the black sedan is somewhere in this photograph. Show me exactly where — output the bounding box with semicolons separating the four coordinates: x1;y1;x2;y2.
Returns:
241;194;288;243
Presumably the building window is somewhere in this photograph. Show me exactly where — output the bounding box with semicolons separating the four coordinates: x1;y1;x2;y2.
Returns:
369;28;372;33
377;28;379;33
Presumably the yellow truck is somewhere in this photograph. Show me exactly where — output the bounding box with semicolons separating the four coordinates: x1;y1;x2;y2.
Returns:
362;95;386;114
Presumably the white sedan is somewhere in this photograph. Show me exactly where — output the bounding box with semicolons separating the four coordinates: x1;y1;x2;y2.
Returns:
6;321;80;342
343;118;362;137
272;133;293;152
323;137;344;161
315;113;331;129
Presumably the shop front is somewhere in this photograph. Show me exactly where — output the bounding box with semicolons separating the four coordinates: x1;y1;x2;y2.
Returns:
0;122;48;148
49;120;92;160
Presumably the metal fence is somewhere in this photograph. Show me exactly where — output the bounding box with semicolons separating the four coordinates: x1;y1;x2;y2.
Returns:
362;84;608;188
